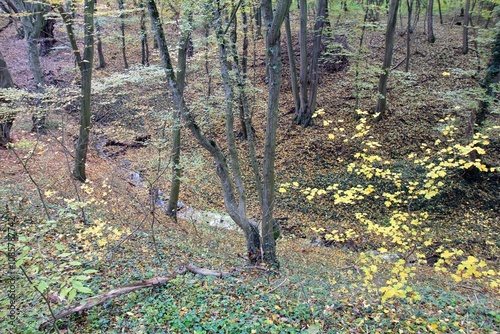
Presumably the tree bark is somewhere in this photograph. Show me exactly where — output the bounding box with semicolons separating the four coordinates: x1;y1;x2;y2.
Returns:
285;13;300;115
296;0;309;125
405;0;413;72
140;1;150;66
58;0;95;182
260;0;291;268
166;14;191;218
307;0;327;116
117;0;129;68
427;0;435;43
373;0;399;121
0;51;15;147
95;18;106;69
462;0;470;54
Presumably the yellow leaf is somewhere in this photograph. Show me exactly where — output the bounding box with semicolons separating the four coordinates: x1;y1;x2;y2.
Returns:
442;71;451;76
278;188;286;193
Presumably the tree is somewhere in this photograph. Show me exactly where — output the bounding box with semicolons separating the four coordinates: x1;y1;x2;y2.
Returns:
117;0;129;68
427;0;435;43
0;51;15;146
373;0;399;121
57;0;95;181
13;0;48;132
147;0;291;268
294;0;328;127
462;0;471;54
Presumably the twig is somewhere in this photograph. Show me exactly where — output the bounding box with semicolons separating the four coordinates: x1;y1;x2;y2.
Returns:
19;265;61;334
266;278;288;294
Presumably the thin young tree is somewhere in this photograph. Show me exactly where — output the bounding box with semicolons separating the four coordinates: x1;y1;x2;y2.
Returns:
57;0;95;181
427;0;435;43
117;0;129;68
0;51;15;146
462;0;471;54
373;0;399;121
147;0;291;268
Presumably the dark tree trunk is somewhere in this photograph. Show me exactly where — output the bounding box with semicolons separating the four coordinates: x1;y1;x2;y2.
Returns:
373;0;399;121
462;0;470;54
0;51;15;147
296;0;309;125
95;18;106;69
437;0;443;24
285;13;300;114
58;0;95;182
117;0;128;68
427;0;435;43
307;0;327;116
39;16;56;56
140;1;149;66
405;0;413;72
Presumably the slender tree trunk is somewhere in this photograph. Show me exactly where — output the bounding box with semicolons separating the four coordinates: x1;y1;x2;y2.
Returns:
58;0;95;181
260;0;291;269
166;17;191;218
95;18;106;69
39;17;56;56
254;5;262;38
405;0;413;72
296;0;309;125
0;51;15;147
140;1;150;65
427;0;435;43
147;0;264;264
462;0;470;54
285;13;300;114
117;0;128;68
437;0;443;24
307;0;327;116
374;0;399;121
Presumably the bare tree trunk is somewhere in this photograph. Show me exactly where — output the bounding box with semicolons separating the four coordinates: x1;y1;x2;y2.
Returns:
462;0;470;54
95;18;106;69
374;0;399;121
296;0;309;125
0;51;15;147
39;17;56;56
285;13;300;114
437;0;443;24
405;0;413;72
117;0;128;68
166;15;191;218
58;0;95;182
307;0;327;116
260;0;291;268
427;0;435;43
147;0;264;264
140;1;149;66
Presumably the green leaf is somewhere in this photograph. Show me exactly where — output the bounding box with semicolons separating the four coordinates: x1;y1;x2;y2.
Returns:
68;288;76;302
15;259;24;267
69;261;82;266
60;287;71;299
74;286;92;294
74;275;89;281
37;281;49;293
72;280;84;289
55;243;65;251
58;253;72;258
83;269;98;274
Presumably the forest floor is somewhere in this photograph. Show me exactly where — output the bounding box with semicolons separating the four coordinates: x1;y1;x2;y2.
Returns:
1;8;500;333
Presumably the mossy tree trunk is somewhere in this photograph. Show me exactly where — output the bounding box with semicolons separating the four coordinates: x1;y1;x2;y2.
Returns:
0;51;15;147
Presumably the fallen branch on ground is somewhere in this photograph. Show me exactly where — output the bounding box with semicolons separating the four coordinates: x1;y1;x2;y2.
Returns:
39;263;231;329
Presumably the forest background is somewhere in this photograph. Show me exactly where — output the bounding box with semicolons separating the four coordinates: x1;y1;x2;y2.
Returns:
1;0;500;332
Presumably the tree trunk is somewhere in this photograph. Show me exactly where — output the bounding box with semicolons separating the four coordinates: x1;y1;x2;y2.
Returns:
296;0;309;126
373;0;399;121
462;0;470;54
117;0;128;68
0;51;15;147
58;0;95;182
437;0;443;24
140;1;150;66
405;0;413;72
95;18;106;69
307;0;327;116
166;16;191;218
285;13;300;115
260;0;291;269
39;17;56;56
147;0;265;264
427;0;435;43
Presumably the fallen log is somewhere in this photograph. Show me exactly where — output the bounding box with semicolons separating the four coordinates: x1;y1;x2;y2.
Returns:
39;263;231;330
